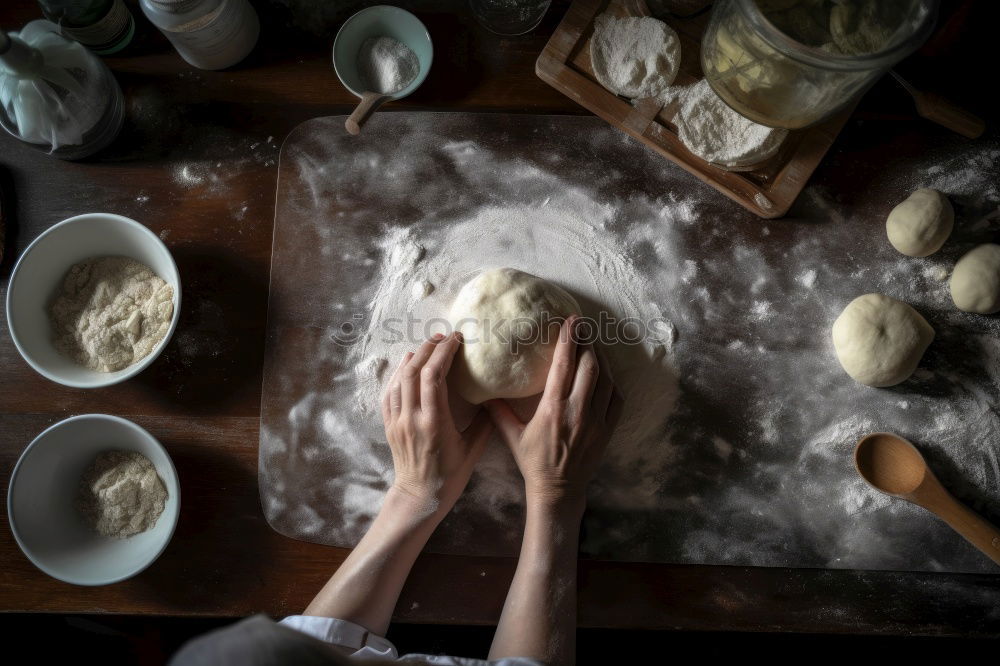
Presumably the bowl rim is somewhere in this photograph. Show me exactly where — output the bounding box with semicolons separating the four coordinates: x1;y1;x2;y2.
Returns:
5;212;182;389
332;4;434;101
6;413;181;586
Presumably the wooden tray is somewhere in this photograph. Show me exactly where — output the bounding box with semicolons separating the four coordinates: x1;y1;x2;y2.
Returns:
535;0;854;218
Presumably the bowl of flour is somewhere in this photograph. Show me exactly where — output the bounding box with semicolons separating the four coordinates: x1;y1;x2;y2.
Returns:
6;213;181;388
7;414;180;585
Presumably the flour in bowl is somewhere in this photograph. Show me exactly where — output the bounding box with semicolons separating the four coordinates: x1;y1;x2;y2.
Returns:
49;256;174;372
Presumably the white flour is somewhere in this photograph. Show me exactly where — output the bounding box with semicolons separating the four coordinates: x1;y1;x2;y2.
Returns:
590;13;680;99
664;79;788;167
357;36;419;95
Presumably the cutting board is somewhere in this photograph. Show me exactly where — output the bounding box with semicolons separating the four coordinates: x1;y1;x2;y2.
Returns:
536;0;854;218
260;112;1000;573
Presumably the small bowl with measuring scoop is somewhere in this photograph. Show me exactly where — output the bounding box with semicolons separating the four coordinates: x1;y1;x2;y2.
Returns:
333;5;433;135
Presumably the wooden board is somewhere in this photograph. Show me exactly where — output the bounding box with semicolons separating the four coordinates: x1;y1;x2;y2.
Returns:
535;0;854;218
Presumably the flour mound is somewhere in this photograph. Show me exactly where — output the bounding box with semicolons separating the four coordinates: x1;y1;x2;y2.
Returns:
591;13;680;99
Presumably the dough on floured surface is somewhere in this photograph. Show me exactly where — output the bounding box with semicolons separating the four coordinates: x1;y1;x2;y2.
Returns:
950;243;1000;314
831;293;934;388
448;268;581;405
885;188;953;257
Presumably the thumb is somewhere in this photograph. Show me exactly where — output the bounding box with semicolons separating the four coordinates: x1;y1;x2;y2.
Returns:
485;399;523;446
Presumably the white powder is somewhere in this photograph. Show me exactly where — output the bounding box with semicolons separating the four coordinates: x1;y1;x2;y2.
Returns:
50;257;174;372
357;36;419;95
76;450;168;539
590;13;680;99
666;79;788;167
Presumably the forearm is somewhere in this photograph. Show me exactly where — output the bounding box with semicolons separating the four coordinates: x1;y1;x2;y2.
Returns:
489;497;584;666
303;487;443;636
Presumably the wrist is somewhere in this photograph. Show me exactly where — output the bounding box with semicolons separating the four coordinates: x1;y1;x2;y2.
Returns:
383;483;448;523
525;490;586;521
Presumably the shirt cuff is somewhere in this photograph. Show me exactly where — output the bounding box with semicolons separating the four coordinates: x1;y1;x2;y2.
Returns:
279;615;398;659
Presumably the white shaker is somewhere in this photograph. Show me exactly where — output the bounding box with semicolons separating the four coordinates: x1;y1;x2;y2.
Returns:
140;0;259;70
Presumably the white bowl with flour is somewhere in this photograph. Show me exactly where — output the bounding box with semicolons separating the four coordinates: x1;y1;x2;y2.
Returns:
7;414;180;586
6;213;181;388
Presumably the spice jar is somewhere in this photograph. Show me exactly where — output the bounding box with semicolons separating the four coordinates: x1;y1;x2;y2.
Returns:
139;0;259;71
701;0;938;129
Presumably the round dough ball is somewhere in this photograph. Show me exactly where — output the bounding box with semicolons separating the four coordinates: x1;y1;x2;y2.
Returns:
448;268;581;405
950;243;1000;314
831;293;934;388
590;13;680;99
885;188;953;257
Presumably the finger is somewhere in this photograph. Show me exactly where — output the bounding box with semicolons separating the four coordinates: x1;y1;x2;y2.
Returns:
541;315;578;403
402;335;442;412
592;346;615;415
386;351;412;420
421;332;463;416
485;399;524;447
569;344;600;411
462;408;494;462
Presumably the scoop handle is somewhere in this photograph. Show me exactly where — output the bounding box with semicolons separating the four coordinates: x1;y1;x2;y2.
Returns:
923;487;1000;566
913;91;985;139
345;92;390;136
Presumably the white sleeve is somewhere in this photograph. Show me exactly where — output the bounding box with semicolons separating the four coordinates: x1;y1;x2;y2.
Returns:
279;615;398;660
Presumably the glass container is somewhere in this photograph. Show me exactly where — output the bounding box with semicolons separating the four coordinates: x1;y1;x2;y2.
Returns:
469;0;552;36
701;0;938;129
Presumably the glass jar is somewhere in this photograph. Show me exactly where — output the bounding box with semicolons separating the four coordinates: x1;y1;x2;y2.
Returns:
140;0;259;71
38;0;136;55
701;0;938;129
469;0;552;36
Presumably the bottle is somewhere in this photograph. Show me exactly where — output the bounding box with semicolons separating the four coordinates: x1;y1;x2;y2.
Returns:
38;0;136;55
139;0;260;71
0;21;124;159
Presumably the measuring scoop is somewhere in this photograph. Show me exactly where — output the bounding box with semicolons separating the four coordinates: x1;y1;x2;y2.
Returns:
332;6;433;136
854;432;1000;566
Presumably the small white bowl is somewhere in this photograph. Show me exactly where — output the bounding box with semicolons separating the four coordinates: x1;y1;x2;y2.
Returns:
7;414;180;586
6;213;181;388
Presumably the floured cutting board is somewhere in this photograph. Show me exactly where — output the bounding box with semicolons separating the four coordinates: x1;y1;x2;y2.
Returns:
260;112;1000;573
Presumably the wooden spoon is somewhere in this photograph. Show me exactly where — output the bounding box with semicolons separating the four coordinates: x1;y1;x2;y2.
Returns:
854;432;1000;565
345;91;390;136
890;72;985;139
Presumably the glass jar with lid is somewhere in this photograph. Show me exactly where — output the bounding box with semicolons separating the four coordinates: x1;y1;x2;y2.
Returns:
701;0;939;129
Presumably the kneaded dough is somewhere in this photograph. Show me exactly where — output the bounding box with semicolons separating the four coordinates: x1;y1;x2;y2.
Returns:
590;13;680;99
831;293;934;387
448;268;581;405
950;243;1000;314
885;188;953;257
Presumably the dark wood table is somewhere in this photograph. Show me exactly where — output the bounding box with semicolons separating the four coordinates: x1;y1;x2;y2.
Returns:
2;1;997;635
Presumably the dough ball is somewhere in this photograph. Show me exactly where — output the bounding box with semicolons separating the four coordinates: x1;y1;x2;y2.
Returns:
590;13;680;99
950;243;1000;314
831;293;934;387
885;188;953;257
448;268;581;405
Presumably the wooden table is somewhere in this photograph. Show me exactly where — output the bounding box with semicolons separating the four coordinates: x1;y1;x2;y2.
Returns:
2;1;997;635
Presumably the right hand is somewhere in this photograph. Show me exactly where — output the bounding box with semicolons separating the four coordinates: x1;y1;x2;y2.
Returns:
486;315;622;509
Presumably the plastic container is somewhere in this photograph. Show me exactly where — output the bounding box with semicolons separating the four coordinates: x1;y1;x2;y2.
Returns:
0;21;124;159
701;0;938;129
139;0;259;70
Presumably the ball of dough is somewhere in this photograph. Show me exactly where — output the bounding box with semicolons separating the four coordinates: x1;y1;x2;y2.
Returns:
950;243;1000;314
448;268;581;405
831;293;934;387
885;188;953;257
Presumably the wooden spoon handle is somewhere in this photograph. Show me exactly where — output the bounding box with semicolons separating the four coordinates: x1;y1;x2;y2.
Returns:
931;491;1000;565
913;91;985;139
345;92;390;136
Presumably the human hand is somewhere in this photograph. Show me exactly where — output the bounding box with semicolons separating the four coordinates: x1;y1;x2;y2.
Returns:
486;316;622;510
382;332;494;515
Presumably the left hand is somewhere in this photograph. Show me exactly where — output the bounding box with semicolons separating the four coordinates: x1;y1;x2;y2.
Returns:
382;332;494;514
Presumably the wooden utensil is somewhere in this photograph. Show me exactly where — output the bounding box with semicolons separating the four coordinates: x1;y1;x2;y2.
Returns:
890;72;985;139
854;432;1000;565
345;91;390;136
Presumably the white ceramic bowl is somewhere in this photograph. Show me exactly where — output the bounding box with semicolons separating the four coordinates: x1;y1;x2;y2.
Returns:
6;213;181;388
7;414;180;586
